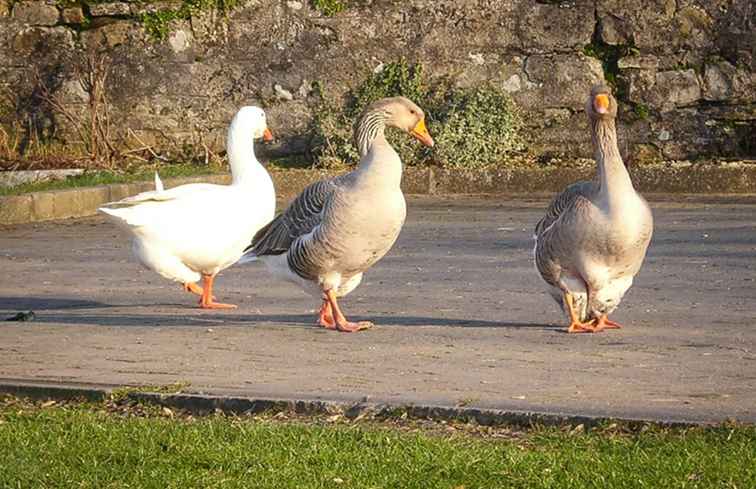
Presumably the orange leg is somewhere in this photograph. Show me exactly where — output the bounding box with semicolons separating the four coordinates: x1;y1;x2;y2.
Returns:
592;314;623;332
317;298;336;329
325;289;372;333
184;282;216;301
564;292;596;334
198;274;237;309
183;282;204;296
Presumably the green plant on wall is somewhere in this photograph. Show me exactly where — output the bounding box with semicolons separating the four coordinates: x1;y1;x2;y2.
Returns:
141;0;244;40
309;59;523;169
430;86;523;169
633;103;650;121
312;0;348;16
583;41;638;99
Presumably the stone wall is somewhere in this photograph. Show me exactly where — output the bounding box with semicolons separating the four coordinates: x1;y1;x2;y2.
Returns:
1;0;754;163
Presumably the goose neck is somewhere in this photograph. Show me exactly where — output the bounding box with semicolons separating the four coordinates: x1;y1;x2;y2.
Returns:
227;125;264;186
592;118;633;199
354;109;388;157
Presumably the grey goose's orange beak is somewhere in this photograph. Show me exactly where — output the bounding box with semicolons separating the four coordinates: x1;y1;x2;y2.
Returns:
410;119;434;147
594;94;610;114
262;127;274;142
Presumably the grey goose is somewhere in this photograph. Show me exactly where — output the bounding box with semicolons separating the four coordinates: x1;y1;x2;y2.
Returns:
534;84;653;333
243;97;434;332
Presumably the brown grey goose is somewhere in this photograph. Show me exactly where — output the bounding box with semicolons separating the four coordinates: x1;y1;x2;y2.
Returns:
534;84;653;333
242;97;434;332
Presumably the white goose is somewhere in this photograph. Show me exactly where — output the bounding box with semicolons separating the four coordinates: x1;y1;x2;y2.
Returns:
99;106;276;309
242;97;434;332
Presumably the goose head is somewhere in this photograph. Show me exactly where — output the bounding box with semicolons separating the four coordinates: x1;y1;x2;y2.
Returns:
586;84;618;121
369;96;435;147
231;106;274;142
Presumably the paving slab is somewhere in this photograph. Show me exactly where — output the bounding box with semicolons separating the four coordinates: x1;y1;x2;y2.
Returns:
0;196;755;424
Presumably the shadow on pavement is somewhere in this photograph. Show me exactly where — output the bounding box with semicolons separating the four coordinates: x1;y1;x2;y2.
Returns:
18;308;555;330
0;297;107;311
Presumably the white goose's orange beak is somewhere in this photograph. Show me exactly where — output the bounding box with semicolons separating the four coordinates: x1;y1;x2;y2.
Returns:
410;119;434;147
594;94;610;114
262;127;274;142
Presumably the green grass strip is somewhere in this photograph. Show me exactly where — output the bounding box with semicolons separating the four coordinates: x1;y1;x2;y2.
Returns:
0;400;754;488
0;164;224;197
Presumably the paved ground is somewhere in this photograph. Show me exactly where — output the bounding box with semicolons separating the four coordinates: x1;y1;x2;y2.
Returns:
1;195;755;423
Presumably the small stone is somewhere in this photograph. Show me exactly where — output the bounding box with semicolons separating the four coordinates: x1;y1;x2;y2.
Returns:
89;2;131;17
168;29;192;53
654;69;701;108
12;1;60;26
658;129;671;141
61;6;85;24
373;62;385;74
502;74;521;93
286;1;303;10
274;84;294;101
0;1;10;18
468;52;485;65
599;15;631;45
702;60;734;101
297;79;312;98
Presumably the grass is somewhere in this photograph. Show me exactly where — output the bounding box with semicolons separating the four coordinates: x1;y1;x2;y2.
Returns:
0;155;312;197
312;0;348;16
0;163;225;196
0;396;754;488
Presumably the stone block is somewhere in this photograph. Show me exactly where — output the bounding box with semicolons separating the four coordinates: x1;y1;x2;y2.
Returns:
79;186;111;216
516;1;594;52
12;26;74;57
618;55;659;70
51;189;84;220
628;68;701;111
597;0;716;52
89;2;130;17
12;1;59;26
61;6;85;24
0;195;33;225
517;54;605;110
703;59;755;103
108;184;134;203
31;191;55;220
81;20;136;48
401;167;431;195
654;70;702;109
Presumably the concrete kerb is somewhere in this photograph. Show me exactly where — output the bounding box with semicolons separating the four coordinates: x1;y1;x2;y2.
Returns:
0;380;705;429
2;163;756;226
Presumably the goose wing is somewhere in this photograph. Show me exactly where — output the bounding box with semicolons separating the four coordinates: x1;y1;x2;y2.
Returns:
534;181;595;237
244;176;344;258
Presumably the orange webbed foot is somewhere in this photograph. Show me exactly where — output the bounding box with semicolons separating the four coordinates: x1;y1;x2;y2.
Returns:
593;315;623;332
324;289;373;333
335;320;373;333
567;320;597;334
199;299;237;310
